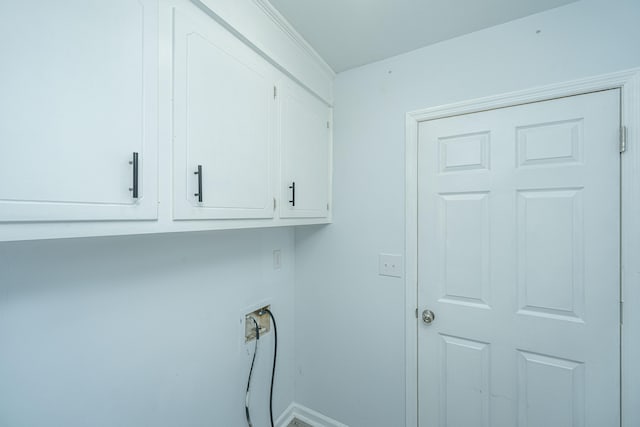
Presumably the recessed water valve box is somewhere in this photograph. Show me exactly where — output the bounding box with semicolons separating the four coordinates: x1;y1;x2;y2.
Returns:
245;305;271;342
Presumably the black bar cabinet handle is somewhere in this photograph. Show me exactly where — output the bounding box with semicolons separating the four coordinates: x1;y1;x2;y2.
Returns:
289;181;295;206
131;152;139;199
194;165;203;202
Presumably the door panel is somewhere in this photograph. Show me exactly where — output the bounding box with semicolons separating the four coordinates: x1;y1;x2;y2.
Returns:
517;188;584;320
517;350;585;427
437;192;491;308
417;90;620;426
439;335;491;427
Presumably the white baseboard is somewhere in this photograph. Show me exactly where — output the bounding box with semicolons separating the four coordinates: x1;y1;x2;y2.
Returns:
276;402;348;427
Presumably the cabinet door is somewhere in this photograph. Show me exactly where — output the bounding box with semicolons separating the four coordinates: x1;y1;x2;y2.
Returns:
279;80;331;219
172;8;275;220
0;0;158;222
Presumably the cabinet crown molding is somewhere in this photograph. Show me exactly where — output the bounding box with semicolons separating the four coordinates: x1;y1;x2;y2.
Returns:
250;0;335;78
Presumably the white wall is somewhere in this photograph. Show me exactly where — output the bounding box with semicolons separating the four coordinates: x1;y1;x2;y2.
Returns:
294;0;640;425
0;228;294;427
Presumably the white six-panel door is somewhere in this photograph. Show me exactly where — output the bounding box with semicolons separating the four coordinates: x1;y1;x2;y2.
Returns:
417;90;620;426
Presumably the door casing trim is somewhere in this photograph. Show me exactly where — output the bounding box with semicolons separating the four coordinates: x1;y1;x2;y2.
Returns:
404;68;640;427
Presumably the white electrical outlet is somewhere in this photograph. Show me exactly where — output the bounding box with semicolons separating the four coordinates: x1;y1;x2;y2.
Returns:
273;249;281;270
378;253;403;278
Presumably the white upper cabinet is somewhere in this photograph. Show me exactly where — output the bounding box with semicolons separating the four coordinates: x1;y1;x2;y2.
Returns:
0;0;158;222
278;79;332;219
0;0;333;241
172;8;276;220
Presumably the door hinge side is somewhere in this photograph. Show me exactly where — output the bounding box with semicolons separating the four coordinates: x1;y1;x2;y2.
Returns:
620;301;624;325
273;86;277;99
620;126;627;153
273;197;277;211
415;308;418;319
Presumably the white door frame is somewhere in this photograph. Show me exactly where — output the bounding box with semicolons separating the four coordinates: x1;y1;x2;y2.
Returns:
405;68;640;427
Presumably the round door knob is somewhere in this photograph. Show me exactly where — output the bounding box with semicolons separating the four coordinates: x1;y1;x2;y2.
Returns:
422;309;436;325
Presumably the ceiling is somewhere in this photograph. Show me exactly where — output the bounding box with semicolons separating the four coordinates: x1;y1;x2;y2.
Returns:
268;0;578;72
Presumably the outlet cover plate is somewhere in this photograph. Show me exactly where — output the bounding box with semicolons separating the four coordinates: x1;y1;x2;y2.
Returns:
273;249;281;270
379;253;403;278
